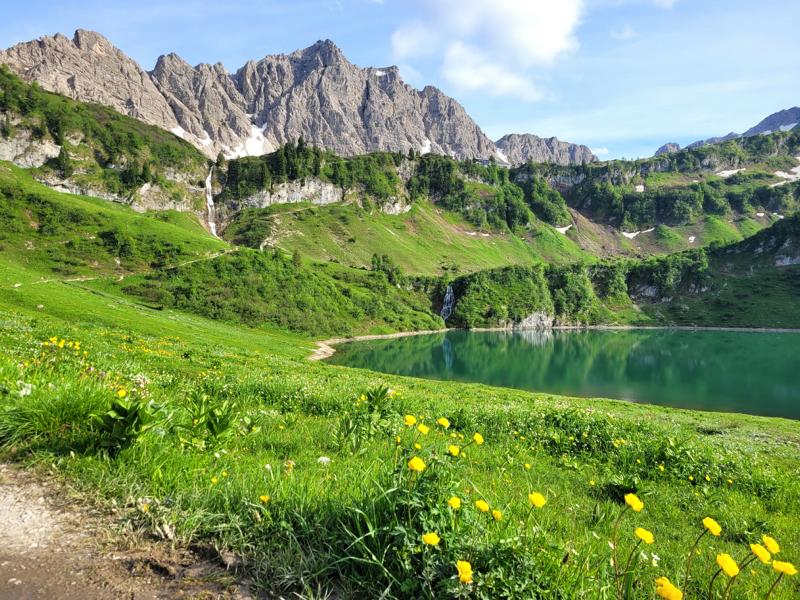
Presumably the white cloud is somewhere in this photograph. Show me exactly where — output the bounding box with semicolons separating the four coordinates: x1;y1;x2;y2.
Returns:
442;42;543;102
591;147;610;155
391;0;584;102
398;63;423;87
391;22;438;61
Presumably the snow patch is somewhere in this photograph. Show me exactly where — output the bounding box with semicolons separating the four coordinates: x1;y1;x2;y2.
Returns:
634;184;644;193
170;126;186;139
716;168;744;178
769;157;800;187
555;224;573;234
779;122;797;132
374;70;387;76
226;125;275;159
466;231;477;236
419;138;432;155
481;233;490;237
756;212;765;217
688;236;696;244
199;131;213;147
621;227;655;240
495;148;509;163
775;213;785;220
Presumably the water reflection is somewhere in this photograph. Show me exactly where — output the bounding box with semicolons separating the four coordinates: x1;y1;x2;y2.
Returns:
328;329;800;419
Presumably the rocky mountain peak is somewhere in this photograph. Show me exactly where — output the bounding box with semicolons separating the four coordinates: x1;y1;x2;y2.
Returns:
495;133;597;166
655;142;680;156
0;29;598;166
72;29;113;52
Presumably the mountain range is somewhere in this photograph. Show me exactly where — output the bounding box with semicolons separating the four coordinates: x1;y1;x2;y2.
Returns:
656;107;800;156
0;29;596;166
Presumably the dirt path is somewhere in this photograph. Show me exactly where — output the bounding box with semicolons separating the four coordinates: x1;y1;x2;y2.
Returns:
0;465;253;599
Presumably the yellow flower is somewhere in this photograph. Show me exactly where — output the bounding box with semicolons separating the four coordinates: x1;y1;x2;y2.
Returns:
749;543;771;564
408;456;426;472
141;503;150;513
762;535;780;555
475;499;490;513
703;517;722;537
395;435;401;445
418;424;430;435
528;492;547;508
772;561;797;576
624;493;643;512
492;509;503;521
222;471;228;478
210;476;219;485
524;463;532;471
259;494;270;504
456;560;473;584
448;496;462;510
437;417;450;429
414;443;422;450
116;388;127;398
472;433;484;445
716;553;739;578
635;527;655;545
655;576;683;600
448;445;460;457
658;464;665;472
404;415;417;426
589;479;596;486
422;532;441;546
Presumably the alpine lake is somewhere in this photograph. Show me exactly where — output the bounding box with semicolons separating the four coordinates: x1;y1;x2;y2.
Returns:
327;329;800;420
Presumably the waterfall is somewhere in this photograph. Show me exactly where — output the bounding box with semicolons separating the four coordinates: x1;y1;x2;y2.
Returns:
440;284;455;321
205;165;217;237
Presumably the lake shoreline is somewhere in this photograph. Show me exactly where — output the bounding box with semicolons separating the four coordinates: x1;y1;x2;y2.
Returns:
309;324;800;360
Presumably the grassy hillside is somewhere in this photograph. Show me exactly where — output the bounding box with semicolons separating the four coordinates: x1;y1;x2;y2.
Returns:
1;249;799;599
642;215;800;327
1;160;798;597
223;199;587;275
0;67;208;207
0;161;224;276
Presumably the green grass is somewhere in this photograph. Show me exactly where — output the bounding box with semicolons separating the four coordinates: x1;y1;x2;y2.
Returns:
0;161;225;276
223;200;588;275
0;270;798;599
0;164;799;598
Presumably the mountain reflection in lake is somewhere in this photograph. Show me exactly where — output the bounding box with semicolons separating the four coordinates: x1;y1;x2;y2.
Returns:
327;329;800;419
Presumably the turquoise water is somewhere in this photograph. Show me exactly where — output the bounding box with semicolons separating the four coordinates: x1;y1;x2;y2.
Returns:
327;329;800;419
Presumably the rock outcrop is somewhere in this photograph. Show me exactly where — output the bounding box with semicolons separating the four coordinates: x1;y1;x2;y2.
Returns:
495;134;596;166
655;142;680;156
1;30;592;166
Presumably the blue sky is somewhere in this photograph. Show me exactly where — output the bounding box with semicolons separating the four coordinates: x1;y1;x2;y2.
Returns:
2;0;798;158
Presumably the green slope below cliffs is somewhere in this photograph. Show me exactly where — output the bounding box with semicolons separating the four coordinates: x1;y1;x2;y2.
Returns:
0;67;208;212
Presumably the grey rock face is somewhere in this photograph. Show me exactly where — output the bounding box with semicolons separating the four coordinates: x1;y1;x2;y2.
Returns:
0;30;179;133
742;107;800;137
0;32;497;161
235;179;344;209
1;31;595;165
655;142;680;156
495;134;596;166
0;127;60;167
